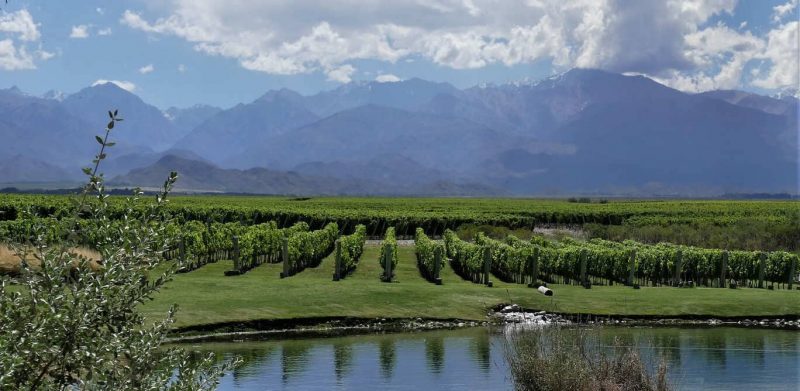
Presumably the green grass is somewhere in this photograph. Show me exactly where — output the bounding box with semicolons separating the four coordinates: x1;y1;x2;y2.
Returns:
142;245;800;328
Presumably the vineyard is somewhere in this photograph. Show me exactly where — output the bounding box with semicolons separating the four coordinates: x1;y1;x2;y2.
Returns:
0;195;798;325
1;195;796;246
1;206;797;288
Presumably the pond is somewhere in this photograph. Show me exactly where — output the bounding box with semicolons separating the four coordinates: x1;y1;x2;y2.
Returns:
181;327;799;390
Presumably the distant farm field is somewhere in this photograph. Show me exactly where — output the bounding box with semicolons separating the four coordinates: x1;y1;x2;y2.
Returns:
1;194;798;328
1;194;796;227
2;194;797;250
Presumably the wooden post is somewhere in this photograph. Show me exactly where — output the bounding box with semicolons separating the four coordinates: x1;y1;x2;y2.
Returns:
579;249;588;287
528;247;540;288
232;236;240;272
333;240;342;281
280;237;289;278
788;257;796;290
628;250;636;286
720;251;728;288
383;246;393;282
673;249;683;287
483;246;492;287
758;252;766;288
433;246;443;285
178;236;186;265
389;246;394;280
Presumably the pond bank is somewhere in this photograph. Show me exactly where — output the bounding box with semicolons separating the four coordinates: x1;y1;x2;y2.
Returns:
169;305;799;343
491;303;799;330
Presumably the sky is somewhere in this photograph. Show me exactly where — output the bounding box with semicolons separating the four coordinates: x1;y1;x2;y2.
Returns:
0;0;796;109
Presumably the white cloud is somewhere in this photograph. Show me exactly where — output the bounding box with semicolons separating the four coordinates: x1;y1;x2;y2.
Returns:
0;9;40;41
97;28;112;36
653;24;762;92
138;64;155;74
96;8;105;15
751;21;799;90
177;64;187;72
326;64;355;83
773;0;798;23
0;10;47;70
0;38;35;70
375;73;401;82
118;0;791;92
70;25;89;39
37;49;55;60
92;79;137;92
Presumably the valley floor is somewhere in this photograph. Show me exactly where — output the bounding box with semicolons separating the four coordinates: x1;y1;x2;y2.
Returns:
142;244;800;329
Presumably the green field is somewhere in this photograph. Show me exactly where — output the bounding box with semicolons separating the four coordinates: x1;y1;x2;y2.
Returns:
142;244;800;329
3;194;798;250
2;194;796;229
2;194;798;329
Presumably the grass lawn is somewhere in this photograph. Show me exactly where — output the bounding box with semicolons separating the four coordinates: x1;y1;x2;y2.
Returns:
142;245;800;328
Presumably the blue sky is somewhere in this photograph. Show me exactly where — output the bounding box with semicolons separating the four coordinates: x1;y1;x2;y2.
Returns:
0;0;796;109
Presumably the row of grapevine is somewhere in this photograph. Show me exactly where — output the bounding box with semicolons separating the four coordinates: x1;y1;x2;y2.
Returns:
379;227;399;282
612;239;799;288
238;223;309;265
282;222;338;278
0;217;69;245
334;224;367;279
6;195;794;242
443;229;488;285
414;228;444;284
475;233;535;284
508;236;799;289
170;221;310;274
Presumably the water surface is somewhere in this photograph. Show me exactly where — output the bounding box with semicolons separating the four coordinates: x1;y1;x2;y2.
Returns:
182;327;799;390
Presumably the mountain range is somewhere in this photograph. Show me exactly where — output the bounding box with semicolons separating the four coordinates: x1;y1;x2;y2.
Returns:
1;68;797;196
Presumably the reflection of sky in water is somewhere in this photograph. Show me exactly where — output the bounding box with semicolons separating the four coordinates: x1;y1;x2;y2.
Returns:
185;327;799;391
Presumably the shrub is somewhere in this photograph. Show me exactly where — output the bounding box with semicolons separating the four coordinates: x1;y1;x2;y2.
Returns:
379;227;399;279
414;227;444;283
339;224;367;276
0;110;235;389
504;327;670;391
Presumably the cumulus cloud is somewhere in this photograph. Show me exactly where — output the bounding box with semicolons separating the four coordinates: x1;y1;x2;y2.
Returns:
326;64;355;83
0;9;48;70
70;25;89;39
751;21;799;90
118;0;791;92
97;28;112;36
37;49;55;60
0;38;35;70
0;10;40;41
177;64;187;72
92;79;137;92
656;23;764;91
375;73;401;82
138;64;155;74
772;0;798;23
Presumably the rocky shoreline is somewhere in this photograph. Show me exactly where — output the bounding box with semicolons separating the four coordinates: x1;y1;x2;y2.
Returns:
168;306;797;343
490;304;800;330
168;317;489;343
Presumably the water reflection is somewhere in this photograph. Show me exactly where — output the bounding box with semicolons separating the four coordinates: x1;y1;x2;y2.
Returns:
378;338;395;380
469;330;491;373
424;335;445;375
650;329;682;366
702;330;727;367
332;342;353;382
280;342;311;385
177;327;799;391
741;332;765;368
230;345;276;383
